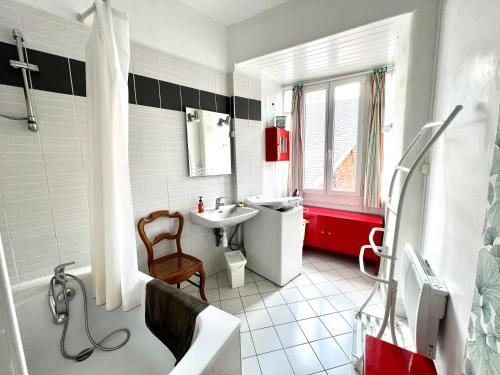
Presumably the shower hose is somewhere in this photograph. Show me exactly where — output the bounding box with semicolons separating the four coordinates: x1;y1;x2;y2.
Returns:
59;273;131;361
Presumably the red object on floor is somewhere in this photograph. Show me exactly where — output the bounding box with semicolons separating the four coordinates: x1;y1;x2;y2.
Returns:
302;206;384;271
364;335;437;375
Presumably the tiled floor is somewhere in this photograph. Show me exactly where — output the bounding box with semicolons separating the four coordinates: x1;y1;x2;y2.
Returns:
183;248;411;375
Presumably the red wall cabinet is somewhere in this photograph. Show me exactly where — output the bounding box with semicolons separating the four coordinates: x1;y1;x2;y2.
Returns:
265;127;289;161
303;206;384;271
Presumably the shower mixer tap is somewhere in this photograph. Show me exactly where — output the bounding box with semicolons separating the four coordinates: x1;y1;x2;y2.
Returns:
48;262;76;325
54;262;75;283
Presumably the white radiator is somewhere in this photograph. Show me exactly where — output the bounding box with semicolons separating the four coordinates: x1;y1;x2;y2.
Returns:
401;243;448;358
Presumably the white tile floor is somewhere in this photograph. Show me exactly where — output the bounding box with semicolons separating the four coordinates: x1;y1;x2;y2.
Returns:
183;248;411;375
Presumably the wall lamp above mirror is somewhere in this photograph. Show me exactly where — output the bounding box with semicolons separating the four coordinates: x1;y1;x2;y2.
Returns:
187;110;201;122
217;116;231;127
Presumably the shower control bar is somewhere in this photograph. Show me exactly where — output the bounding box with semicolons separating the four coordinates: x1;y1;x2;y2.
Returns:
12;29;38;132
0;29;39;132
10;60;39;72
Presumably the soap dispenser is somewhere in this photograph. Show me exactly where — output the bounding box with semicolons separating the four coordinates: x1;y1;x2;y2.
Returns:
197;196;204;213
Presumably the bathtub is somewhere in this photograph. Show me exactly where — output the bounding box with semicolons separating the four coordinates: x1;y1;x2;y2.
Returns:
13;270;241;375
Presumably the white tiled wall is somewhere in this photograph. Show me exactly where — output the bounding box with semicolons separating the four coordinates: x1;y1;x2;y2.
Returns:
233;71;261;100
261;74;289;197
0;0;20;44
234;119;265;200
233;71;264;200
0;0;234;286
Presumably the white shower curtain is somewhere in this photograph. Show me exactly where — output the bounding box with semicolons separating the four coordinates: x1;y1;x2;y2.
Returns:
86;0;140;311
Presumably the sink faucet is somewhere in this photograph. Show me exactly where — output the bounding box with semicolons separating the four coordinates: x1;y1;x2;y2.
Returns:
215;196;225;210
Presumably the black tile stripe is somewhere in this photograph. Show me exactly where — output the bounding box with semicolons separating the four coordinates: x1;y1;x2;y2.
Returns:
160;81;181;111
69;59;85;97
27;49;72;95
0;42;71;96
0;41;251;117
216;94;230;115
234;96;249;120
181;86;200;111
133;75;160;108
0;42;23;87
200;90;216;112
128;73;136;104
249;99;261;121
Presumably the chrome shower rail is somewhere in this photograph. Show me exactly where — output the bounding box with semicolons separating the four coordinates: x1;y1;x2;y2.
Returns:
0;29;39;132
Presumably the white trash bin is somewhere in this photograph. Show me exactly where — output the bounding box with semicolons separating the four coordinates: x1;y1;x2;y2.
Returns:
224;250;247;288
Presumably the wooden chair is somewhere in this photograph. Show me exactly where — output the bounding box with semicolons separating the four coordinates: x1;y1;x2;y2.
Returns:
137;210;207;301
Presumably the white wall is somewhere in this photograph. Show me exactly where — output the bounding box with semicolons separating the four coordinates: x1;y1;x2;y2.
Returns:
230;0;434;65
12;0;230;71
233;70;263;200
422;0;500;373
261;74;288;197
230;0;440;250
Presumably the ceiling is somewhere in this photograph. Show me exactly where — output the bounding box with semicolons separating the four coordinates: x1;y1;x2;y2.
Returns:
177;0;292;26
237;15;408;85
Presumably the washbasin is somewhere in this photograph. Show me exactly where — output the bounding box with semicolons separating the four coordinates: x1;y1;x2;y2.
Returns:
190;204;259;229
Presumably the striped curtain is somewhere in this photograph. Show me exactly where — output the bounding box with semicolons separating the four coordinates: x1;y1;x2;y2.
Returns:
363;68;386;208
288;84;304;195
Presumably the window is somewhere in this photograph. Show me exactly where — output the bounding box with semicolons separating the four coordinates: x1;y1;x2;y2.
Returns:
302;76;366;198
331;81;360;192
303;87;327;190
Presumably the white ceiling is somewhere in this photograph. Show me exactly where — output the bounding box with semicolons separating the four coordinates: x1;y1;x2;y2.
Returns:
177;0;292;26
237;15;407;85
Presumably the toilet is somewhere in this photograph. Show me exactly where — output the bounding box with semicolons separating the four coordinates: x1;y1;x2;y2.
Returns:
224;251;247;288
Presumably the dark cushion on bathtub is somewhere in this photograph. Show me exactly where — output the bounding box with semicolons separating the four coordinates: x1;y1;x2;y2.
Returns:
145;278;208;364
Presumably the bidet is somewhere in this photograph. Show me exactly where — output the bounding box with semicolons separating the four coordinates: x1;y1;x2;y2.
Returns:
48;262;131;361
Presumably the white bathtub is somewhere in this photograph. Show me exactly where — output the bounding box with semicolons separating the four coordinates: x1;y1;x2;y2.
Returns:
13;270;241;375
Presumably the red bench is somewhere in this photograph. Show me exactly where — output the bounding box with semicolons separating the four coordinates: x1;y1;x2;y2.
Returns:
303;206;384;271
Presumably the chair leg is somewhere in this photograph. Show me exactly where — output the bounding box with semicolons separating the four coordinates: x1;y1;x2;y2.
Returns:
177;283;180;289
199;268;207;302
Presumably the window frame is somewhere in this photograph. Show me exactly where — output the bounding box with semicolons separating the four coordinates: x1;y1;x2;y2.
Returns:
301;75;367;206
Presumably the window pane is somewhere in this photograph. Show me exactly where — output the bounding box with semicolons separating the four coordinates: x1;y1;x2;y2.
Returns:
331;82;360;192
304;89;327;190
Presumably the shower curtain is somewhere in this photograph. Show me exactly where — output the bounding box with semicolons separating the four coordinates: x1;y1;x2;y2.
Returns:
464;112;500;373
288;84;304;195
363;68;386;208
86;0;140;311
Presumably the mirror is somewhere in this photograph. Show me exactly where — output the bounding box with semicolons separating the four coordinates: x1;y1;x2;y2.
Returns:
185;107;232;177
